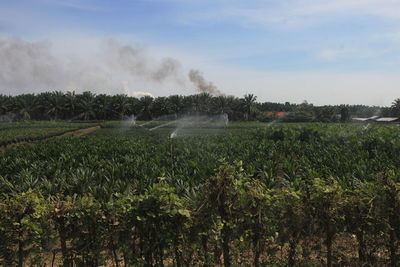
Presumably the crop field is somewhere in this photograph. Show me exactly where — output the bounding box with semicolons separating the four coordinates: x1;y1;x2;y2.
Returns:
1;122;400;266
0;121;98;147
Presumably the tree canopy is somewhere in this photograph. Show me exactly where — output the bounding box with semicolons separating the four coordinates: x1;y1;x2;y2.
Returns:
0;91;394;122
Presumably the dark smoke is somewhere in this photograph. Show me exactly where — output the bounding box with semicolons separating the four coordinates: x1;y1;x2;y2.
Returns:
153;58;182;82
189;69;222;96
102;39;182;83
0;37;221;96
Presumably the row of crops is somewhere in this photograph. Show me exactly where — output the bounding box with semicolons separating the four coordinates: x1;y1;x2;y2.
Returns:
0;121;96;131
0;121;97;146
1;123;400;266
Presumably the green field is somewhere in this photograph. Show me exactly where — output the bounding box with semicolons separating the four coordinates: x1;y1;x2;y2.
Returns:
0;121;98;146
1;122;400;266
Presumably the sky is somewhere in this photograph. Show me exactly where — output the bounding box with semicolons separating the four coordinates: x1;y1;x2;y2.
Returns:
1;0;400;105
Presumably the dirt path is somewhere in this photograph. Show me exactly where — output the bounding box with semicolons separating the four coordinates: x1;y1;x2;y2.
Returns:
0;126;100;152
59;126;100;137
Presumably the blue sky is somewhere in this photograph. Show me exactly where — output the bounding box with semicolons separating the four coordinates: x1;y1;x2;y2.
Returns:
1;0;400;105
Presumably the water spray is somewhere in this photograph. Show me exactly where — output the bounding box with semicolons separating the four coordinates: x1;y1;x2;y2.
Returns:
149;121;176;131
169;113;229;138
139;114;178;129
121;115;136;128
118;115;137;133
170;129;178;139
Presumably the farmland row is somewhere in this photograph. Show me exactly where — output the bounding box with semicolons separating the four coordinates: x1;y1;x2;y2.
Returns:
0;121;96;131
0;122;98;147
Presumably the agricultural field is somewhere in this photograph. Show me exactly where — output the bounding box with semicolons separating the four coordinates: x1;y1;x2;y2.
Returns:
0;121;98;147
1;122;400;266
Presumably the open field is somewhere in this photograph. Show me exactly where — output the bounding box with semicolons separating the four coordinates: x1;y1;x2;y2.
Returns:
0;121;99;147
1;121;400;266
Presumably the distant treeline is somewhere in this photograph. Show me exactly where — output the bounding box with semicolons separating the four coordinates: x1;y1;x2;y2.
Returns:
0;91;398;122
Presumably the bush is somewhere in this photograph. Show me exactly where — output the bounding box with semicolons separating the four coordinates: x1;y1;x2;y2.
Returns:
282;110;315;122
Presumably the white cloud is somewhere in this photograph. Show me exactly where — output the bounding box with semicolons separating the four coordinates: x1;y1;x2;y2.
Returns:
39;0;105;11
373;31;400;43
318;49;342;60
317;47;374;61
183;0;400;29
211;66;399;106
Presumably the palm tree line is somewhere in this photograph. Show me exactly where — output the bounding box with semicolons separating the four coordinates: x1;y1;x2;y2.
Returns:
0;91;393;121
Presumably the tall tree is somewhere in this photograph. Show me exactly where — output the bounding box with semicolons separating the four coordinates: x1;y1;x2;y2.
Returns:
0;95;11;115
168;95;184;115
151;97;172;118
94;94;111;120
316;106;337;123
12;94;40;120
242;94;257;121
391;98;400;116
111;94;131;120
64;91;78;119
138;96;154;120
45;91;66;120
212;96;231;115
340;106;350;122
197;93;213;114
77;91;97;120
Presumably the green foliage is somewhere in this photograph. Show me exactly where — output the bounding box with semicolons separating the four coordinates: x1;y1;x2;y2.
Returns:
0;123;400;265
0;191;50;266
0;121;97;146
256;112;277;122
340;106;350;122
282;110;315;122
2;91;392;122
391;98;400;116
316;106;338;122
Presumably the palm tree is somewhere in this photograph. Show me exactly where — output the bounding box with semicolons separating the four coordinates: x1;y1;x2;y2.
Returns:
0;95;11;115
64;91;78;119
184;95;199;114
186;93;212;115
45;91;66;120
111;94;131;120
168;95;184;115
94;94;112;120
242;94;257;121
198;93;212;114
13;94;40;120
391;98;400;116
139;96;154;120
151;97;171;118
212;96;232;115
127;97;141;117
77;91;97;120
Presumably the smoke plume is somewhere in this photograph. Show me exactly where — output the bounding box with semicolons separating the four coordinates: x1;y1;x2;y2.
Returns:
102;39;183;84
0;37;221;96
189;69;222;96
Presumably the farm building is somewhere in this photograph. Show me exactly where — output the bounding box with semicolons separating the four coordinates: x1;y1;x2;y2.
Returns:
375;117;400;123
352;117;370;122
351;115;380;123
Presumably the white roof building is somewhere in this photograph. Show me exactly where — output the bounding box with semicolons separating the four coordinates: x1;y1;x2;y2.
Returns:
375;117;400;122
352;116;400;123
